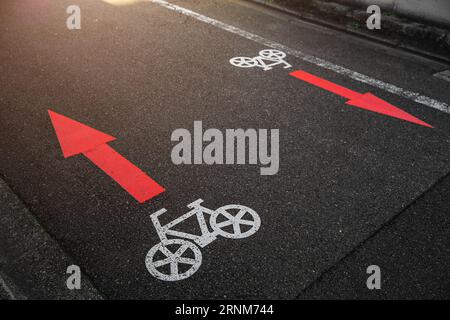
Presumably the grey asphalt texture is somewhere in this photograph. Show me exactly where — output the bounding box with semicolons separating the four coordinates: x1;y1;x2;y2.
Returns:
0;0;449;299
0;177;102;299
299;172;450;299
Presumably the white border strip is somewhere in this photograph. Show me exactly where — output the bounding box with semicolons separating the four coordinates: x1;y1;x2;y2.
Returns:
0;274;16;300
150;0;449;114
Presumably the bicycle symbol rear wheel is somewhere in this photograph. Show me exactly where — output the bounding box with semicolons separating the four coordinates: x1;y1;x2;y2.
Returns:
145;239;202;281
229;56;258;68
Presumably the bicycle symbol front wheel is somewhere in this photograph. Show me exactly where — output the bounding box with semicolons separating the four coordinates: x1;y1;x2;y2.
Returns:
210;205;261;239
259;49;286;60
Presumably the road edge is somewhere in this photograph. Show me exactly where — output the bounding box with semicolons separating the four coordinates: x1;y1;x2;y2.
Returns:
0;177;103;300
247;0;450;64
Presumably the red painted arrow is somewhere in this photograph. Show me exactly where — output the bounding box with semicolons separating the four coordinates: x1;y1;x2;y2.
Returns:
48;110;165;203
290;70;432;128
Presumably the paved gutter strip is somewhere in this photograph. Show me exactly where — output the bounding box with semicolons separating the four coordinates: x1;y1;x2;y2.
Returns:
0;177;103;300
336;0;450;28
297;171;450;299
247;0;450;64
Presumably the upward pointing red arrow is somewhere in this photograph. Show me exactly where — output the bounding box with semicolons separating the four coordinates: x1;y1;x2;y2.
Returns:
48;110;165;203
290;70;432;128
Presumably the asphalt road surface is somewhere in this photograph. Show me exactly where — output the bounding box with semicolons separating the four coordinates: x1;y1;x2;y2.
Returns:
1;0;449;299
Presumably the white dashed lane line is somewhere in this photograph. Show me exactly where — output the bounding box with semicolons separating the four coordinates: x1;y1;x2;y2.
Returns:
150;0;450;114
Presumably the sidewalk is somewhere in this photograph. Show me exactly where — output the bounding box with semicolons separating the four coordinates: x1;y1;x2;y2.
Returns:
0;177;102;300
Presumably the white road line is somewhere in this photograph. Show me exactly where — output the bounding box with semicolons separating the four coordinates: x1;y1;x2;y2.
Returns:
0;274;16;300
434;70;450;83
150;0;450;114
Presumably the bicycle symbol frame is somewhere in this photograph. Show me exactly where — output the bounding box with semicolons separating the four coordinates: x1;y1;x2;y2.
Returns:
145;199;261;281
230;49;292;71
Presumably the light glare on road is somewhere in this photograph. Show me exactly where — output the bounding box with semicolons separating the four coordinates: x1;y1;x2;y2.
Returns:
102;0;145;6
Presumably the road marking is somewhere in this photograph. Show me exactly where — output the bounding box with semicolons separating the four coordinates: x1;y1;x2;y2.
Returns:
230;49;292;71
150;0;449;114
230;49;431;127
0;274;16;300
434;70;450;83
290;70;432;127
146;199;260;281
48;110;165;203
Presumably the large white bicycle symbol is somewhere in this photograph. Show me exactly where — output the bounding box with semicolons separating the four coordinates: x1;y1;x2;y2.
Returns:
230;49;291;71
145;199;261;281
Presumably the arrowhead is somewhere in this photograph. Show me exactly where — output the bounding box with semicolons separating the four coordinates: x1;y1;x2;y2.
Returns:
346;93;432;128
48;110;116;158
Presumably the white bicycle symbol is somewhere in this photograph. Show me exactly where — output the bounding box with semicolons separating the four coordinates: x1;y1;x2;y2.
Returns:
230;49;291;71
145;199;261;281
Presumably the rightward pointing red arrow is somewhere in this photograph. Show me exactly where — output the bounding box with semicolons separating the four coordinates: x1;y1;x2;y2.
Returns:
290;70;432;128
48;110;165;203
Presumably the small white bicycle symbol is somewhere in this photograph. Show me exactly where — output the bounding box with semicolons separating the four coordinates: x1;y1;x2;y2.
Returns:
145;199;261;281
230;49;291;71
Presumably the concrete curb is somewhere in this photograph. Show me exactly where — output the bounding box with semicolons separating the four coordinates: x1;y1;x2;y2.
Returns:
336;0;450;28
250;0;450;64
0;177;103;300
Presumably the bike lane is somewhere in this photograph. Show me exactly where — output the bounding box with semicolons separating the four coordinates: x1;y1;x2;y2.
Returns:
0;0;449;298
